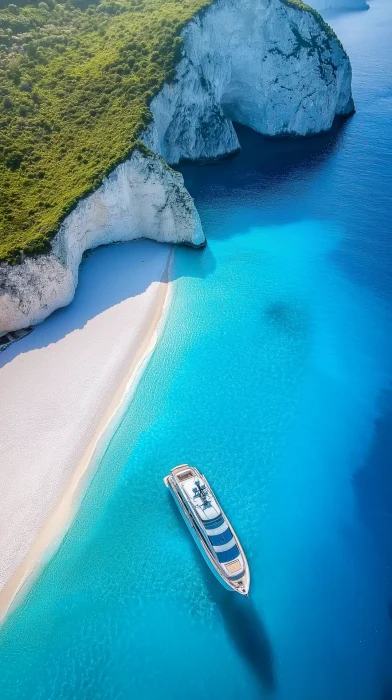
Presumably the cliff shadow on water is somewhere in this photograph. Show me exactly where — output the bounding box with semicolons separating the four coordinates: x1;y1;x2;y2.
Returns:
168;496;277;695
179;118;351;241
321;5;370;21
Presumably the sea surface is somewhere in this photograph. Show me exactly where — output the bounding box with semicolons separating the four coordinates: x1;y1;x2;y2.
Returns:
1;2;392;698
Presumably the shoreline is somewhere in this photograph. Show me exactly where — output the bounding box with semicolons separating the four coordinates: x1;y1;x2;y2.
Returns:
0;244;173;625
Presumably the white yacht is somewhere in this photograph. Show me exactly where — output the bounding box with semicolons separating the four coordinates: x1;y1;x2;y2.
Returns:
164;464;250;596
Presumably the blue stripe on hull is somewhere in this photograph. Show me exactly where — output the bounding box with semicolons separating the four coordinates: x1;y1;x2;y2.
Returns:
167;482;242;590
208;528;233;547
216;544;240;563
204;515;224;530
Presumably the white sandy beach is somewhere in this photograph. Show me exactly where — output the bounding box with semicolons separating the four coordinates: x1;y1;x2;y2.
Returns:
0;239;172;621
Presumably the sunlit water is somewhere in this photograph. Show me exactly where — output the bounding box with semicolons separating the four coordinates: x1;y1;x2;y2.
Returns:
1;2;392;698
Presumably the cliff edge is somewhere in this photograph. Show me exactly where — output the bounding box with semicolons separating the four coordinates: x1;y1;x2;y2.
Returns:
0;0;353;334
143;0;354;163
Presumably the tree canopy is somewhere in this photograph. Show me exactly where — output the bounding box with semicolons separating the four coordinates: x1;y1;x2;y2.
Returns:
0;0;210;263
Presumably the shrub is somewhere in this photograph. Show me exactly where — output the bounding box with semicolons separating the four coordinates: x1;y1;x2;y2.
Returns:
20;80;32;91
3;95;13;108
5;153;23;170
26;42;37;58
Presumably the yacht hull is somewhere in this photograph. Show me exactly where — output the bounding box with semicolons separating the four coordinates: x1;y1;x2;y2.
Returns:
167;474;234;592
164;465;250;596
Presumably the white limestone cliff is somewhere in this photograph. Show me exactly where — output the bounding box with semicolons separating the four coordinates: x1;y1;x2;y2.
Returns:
0;150;203;334
142;0;354;164
0;0;354;334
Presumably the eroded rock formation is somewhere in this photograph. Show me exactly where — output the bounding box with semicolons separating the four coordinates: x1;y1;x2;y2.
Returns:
0;0;354;334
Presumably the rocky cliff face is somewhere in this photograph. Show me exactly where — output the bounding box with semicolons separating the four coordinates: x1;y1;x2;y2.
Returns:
0;151;203;334
0;0;354;334
142;0;354;164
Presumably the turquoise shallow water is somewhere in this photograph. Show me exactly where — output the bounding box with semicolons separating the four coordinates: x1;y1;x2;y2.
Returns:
1;2;392;698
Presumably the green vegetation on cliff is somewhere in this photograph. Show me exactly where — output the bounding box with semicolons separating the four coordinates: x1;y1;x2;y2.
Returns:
0;0;211;263
0;0;335;264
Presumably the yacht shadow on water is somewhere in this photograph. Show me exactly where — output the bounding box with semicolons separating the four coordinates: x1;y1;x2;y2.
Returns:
202;569;277;695
167;496;276;695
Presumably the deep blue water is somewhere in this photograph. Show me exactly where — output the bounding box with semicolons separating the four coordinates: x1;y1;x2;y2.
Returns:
1;2;392;698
